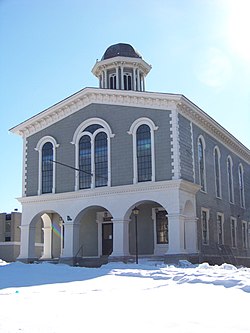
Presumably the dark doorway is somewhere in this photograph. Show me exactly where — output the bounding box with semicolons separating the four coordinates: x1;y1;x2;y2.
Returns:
102;223;113;255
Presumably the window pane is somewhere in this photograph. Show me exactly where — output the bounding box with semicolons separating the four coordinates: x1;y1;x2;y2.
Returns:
79;135;91;189
137;125;152;182
84;124;103;134
95;132;108;187
42;142;53;194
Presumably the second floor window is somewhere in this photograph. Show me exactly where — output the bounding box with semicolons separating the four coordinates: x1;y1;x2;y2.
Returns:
136;124;152;182
42;142;53;194
198;137;206;191
214;148;221;198
238;164;245;208
227;157;234;203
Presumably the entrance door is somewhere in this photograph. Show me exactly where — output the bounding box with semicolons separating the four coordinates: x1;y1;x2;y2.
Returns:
102;223;113;255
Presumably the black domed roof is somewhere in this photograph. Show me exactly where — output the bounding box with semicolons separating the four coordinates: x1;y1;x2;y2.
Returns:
101;43;142;60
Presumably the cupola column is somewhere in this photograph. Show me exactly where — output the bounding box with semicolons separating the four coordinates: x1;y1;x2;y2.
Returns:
121;64;124;90
136;68;140;91
133;67;136;90
116;65;119;89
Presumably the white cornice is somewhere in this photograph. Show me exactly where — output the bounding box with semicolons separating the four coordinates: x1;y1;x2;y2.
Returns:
9;87;250;163
177;98;250;163
92;56;152;77
17;180;200;205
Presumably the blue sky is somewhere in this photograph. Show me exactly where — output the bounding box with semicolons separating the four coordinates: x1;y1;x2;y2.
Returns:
1;0;250;213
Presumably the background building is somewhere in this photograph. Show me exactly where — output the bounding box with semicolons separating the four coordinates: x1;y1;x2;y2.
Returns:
10;43;250;266
0;212;21;262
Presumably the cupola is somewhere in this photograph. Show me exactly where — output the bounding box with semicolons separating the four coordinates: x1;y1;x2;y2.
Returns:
92;43;151;92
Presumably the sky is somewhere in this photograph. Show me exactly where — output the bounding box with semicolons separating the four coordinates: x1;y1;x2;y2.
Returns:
1;0;250;213
1;260;250;332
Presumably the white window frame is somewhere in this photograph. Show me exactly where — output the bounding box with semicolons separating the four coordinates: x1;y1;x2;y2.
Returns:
216;212;224;245
214;146;222;198
238;164;245;208
227;156;234;204
71;118;114;191
201;208;209;245
35;136;59;195
198;135;206;192
128;117;158;184
230;217;237;248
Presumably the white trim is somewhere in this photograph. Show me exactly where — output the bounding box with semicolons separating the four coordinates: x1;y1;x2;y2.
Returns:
128;117;158;184
22;137;27;197
190;122;195;182
35;136;59;195
170;109;180;180
0;242;20;246
71;118;114;190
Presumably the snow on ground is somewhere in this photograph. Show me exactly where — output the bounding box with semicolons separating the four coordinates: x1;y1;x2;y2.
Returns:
1;259;250;333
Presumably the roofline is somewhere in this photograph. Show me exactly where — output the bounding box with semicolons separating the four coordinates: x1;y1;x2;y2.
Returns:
9;87;250;163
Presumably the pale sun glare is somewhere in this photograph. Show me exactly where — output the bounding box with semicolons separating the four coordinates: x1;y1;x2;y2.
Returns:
226;0;250;62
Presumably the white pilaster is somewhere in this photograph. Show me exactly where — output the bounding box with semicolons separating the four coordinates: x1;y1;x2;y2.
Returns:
61;222;79;258
167;213;185;254
111;219;129;257
170;109;181;180
184;217;198;253
40;226;52;259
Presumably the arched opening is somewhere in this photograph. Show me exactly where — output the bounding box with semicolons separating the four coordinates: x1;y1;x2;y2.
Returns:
127;201;168;257
75;206;113;259
29;211;63;261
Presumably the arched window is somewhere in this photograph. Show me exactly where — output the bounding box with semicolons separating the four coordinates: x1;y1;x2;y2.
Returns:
123;73;132;90
198;136;206;191
128;118;158;184
35;136;59;195
214;147;221;198
238;164;245;208
227;156;234;203
136;125;152;182
72;118;114;190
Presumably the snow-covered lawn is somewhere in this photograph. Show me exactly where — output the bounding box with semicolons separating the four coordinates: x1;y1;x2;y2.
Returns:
1;259;250;332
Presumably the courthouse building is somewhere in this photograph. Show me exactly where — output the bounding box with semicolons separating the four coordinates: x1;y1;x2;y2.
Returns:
10;43;250;266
